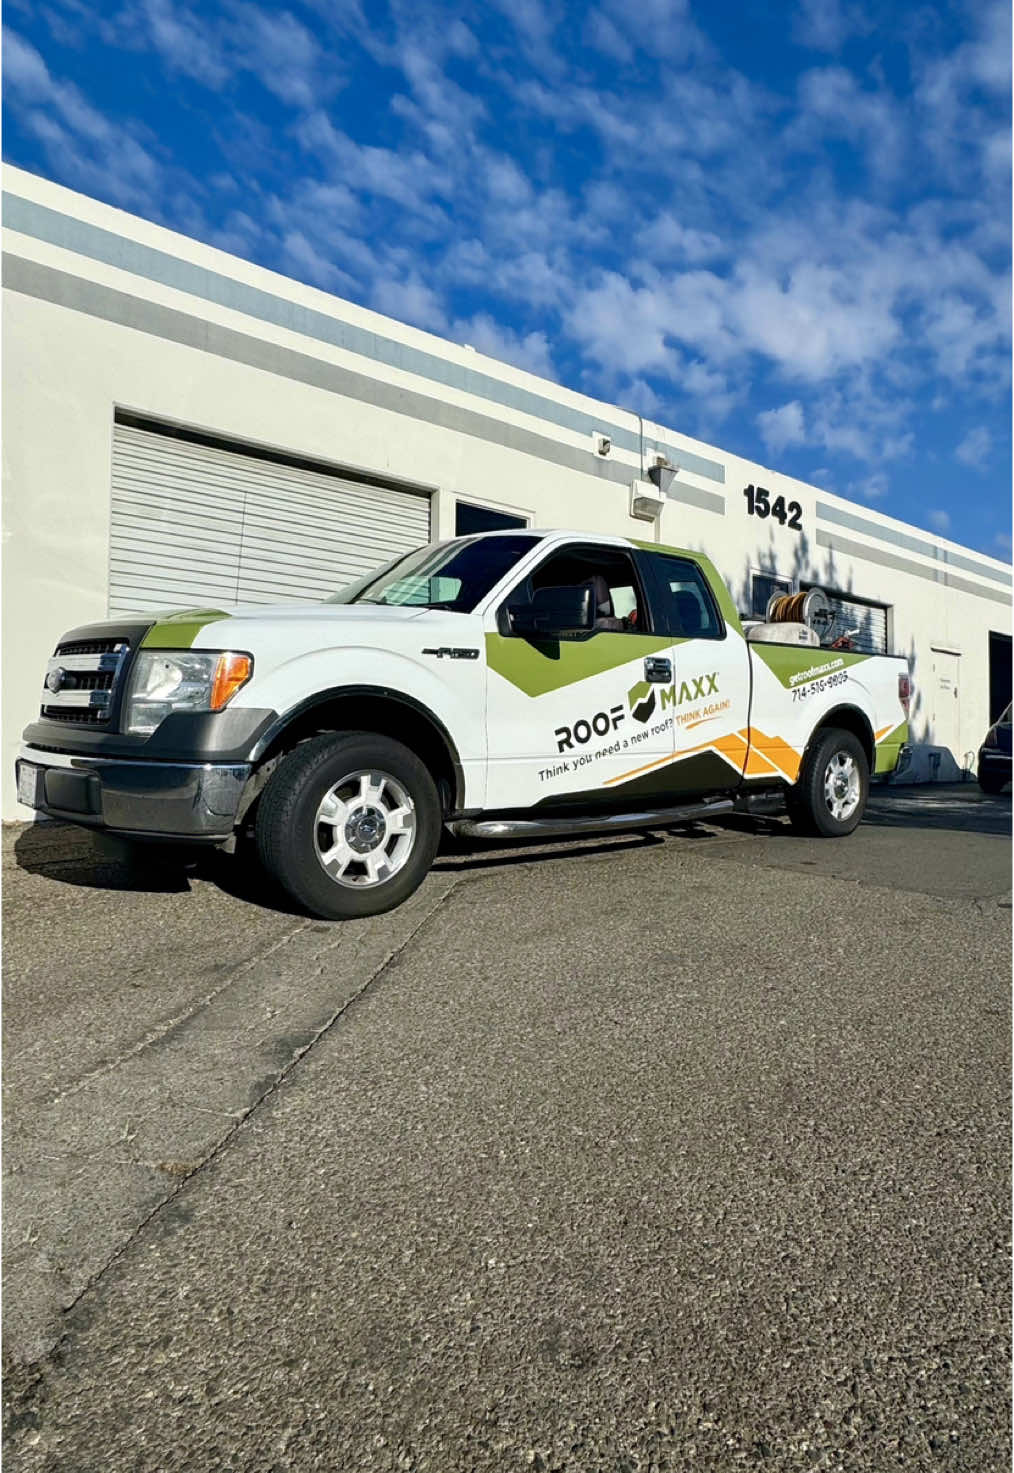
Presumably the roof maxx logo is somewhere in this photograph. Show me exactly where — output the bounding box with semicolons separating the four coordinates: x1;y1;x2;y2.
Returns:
628;681;657;724
628;672;721;723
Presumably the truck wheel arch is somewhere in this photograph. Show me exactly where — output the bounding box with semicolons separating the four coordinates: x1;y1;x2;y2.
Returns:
807;704;875;773
249;687;465;815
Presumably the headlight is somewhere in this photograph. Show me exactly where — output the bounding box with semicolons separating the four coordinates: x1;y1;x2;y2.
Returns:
125;651;252;735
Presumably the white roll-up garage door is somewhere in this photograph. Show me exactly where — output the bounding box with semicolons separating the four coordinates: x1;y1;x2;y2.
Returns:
108;422;431;617
802;581;888;654
822;592;888;655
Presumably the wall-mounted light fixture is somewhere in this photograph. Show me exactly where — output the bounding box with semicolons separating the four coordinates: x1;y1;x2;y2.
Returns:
629;478;665;521
647;455;677;497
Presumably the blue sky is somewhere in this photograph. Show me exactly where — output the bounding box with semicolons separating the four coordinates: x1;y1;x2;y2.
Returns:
4;0;1011;559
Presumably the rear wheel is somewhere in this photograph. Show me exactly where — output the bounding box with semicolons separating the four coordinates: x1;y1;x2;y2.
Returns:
255;732;442;919
787;727;869;837
978;766;1009;794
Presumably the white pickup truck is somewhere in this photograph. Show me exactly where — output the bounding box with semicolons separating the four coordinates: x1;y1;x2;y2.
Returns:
17;530;911;918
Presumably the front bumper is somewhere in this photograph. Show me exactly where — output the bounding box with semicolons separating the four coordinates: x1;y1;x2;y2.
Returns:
16;747;251;841
977;747;1012;778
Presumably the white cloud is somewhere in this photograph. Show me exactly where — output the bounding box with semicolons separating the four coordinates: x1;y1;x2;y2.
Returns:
635;214;726;266
757;401;807;454
617;377;662;416
564;273;683;377
846;472;888;502
279;231;353;291
955;426;992;468
296;113;452;219
583;8;635;64
599;0;710;62
794;66;905;177
652;257;900;380
3;26;52;89
487;0;558;46
792;0;872;51
124;0;231;87
371;275;447;334
3;28;163;209
227;2;332;108
7;0;1008;532
928;509;951;534
451;314;557;379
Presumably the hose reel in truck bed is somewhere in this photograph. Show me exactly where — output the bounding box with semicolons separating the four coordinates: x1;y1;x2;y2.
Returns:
745;587;832;647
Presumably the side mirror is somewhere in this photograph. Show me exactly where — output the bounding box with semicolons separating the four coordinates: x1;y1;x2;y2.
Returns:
511;584;594;637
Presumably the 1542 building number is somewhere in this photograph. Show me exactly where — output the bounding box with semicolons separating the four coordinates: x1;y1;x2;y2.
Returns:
743;484;803;532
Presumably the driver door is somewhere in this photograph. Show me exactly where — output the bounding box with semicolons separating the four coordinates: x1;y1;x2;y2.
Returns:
483;542;676;810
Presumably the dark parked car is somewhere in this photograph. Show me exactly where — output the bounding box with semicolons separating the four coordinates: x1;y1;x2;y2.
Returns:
978;703;1011;794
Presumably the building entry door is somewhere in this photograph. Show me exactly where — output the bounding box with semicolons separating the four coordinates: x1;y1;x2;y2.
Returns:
930;648;961;757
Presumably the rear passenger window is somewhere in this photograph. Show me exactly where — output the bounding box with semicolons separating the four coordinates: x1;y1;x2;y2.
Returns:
652;555;723;639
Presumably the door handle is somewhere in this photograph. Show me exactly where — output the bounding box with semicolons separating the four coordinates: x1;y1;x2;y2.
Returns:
644;656;672;683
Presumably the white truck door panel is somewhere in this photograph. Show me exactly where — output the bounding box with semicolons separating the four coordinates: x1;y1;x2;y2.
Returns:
483;634;676;809
482;543;675;809
640;550;752;791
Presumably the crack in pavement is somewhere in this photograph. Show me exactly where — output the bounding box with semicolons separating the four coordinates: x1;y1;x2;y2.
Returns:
37;921;315;1109
3;878;462;1404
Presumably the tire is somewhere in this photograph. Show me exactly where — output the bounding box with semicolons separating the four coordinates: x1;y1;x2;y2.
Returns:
978;767;1009;795
787;726;869;837
254;731;442;920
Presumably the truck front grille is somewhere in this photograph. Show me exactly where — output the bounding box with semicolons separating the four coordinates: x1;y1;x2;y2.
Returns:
40;639;132;725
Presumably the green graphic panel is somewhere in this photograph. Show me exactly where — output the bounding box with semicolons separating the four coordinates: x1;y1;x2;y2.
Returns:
486;631;672;698
874;721;909;773
140;609;229;650
751;644;870;688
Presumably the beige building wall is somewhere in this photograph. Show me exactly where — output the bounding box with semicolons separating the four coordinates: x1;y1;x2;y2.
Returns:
4;164;1010;819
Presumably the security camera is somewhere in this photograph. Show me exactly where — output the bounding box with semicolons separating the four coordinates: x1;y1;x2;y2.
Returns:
594;433;611;456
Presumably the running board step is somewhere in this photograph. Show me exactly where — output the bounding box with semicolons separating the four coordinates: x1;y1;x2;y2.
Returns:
448;798;736;842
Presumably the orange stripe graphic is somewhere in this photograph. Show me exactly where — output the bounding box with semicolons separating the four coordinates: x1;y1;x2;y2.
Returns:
745;747;780;777
604;725;808;789
605;730;749;787
749;731;802;782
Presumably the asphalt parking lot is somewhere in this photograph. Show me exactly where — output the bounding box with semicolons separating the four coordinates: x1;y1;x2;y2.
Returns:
3;784;1011;1471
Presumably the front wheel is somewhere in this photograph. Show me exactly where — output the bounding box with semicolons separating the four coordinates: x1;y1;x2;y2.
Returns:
978;766;1009;794
787;727;869;837
254;732;442;919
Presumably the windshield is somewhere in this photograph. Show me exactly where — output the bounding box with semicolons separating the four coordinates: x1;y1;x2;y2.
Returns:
328;534;541;613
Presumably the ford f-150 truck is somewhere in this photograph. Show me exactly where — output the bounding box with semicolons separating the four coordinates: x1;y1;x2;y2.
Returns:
17;530;911;919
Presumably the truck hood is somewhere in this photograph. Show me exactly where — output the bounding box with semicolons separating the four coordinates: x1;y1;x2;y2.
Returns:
204;602;436;624
123;601;479;652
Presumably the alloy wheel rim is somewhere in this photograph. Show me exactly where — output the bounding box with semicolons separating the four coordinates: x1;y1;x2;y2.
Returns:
313;769;417;888
823;751;860;821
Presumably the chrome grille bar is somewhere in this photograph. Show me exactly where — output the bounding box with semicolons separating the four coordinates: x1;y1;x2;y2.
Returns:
42;688;112;710
41;639;132;724
46;652;123;675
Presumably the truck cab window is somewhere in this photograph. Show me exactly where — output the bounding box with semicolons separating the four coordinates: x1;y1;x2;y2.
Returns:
507;547;648;635
330;533;540;612
651;555;723;639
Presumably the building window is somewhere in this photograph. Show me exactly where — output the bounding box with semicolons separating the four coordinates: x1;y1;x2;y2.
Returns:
751;572;792;619
800;583;889;654
455;501;528;536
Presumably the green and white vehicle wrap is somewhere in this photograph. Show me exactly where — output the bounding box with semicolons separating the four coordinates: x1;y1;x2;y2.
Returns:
17;530;911;919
